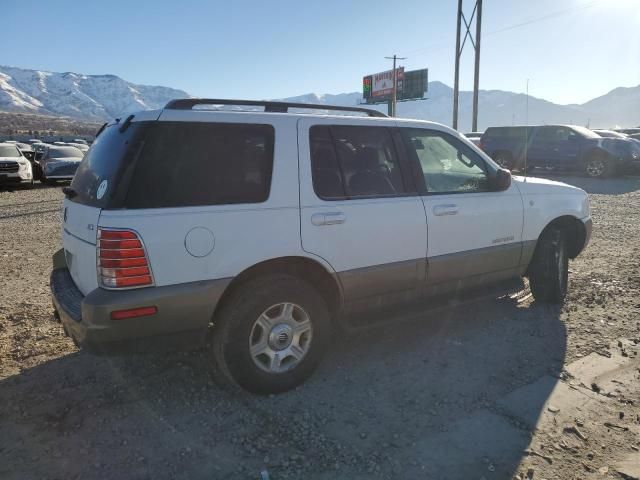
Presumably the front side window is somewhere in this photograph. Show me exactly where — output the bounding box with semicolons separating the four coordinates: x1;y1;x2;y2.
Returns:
310;125;407;200
401;129;489;194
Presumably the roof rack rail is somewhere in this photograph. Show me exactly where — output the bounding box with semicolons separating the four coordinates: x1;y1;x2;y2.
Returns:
164;98;387;118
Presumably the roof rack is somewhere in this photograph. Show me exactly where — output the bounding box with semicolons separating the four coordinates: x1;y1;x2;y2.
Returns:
164;98;387;118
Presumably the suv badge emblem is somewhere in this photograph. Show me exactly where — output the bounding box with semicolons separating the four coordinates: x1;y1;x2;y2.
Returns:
97;180;108;200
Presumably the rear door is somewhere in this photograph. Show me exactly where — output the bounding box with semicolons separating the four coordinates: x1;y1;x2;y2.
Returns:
298;118;428;303
527;127;553;167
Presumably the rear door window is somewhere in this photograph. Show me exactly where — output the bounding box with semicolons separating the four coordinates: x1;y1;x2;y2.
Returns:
309;125;408;200
125;122;274;208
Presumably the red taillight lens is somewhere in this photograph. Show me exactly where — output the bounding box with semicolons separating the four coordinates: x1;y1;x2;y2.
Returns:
99;239;142;249
100;230;138;240
97;228;153;289
100;248;146;259
99;257;148;268
110;306;158;320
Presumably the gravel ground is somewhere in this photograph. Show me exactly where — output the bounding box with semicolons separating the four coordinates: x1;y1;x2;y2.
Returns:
1;176;639;480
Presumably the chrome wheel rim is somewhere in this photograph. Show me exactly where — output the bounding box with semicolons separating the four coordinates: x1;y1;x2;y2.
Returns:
249;302;312;373
586;158;605;177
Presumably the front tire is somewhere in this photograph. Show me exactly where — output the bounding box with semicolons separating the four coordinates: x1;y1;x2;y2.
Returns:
211;274;331;394
528;227;568;304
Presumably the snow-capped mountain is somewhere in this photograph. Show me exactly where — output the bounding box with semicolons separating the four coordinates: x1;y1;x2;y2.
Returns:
283;81;640;131
0;66;188;121
1;66;638;130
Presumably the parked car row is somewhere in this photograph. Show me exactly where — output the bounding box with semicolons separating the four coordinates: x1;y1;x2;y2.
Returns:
463;125;640;178
0;139;87;188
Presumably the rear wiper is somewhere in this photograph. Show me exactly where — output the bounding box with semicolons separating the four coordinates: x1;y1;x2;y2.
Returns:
62;186;77;199
119;114;135;133
95;122;107;138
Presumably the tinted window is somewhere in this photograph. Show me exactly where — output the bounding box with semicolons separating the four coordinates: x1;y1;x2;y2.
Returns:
125;122;274;208
402;129;489;193
309;125;406;200
0;145;21;157
71;122;149;208
47;146;83;158
484;127;531;138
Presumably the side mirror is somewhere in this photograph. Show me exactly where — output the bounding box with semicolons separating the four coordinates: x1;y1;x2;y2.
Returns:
491;168;511;191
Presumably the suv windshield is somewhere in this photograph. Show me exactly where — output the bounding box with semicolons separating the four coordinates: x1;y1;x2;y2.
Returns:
0;145;21;157
570;126;600;139
48;146;83;158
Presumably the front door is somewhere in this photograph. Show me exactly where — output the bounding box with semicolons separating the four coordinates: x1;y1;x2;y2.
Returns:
297;118;428;303
399;127;524;289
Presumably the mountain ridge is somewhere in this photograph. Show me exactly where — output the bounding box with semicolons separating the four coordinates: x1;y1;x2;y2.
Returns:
0;66;638;130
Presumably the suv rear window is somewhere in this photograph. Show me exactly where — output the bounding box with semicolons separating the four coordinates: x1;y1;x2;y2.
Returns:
125;122;274;208
70;122;149;208
71;121;274;209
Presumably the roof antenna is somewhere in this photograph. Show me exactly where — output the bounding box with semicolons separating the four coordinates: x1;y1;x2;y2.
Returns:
523;78;529;182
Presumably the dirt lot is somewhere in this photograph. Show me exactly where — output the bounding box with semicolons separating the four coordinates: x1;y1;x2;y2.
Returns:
1;176;639;480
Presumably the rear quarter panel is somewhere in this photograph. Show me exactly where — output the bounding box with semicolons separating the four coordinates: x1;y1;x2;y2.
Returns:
97;112;329;287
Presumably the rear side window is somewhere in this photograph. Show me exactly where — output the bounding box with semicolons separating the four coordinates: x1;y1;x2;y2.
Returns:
484;127;530;138
309;125;407;200
71;122;149;208
125;122;274;208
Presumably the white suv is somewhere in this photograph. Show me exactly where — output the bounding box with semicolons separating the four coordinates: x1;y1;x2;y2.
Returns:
0;142;34;188
51;99;591;393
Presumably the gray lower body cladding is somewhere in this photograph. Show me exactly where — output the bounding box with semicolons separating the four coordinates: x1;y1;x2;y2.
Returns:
339;241;534;308
50;263;230;350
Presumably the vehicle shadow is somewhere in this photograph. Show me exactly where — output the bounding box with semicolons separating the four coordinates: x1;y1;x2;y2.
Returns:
0;298;566;480
528;172;640;195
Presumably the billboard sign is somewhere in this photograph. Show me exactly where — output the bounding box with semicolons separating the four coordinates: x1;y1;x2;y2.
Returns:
363;68;427;103
371;68;404;98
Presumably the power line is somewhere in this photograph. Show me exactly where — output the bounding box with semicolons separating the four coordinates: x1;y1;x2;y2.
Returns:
404;0;603;58
485;0;603;35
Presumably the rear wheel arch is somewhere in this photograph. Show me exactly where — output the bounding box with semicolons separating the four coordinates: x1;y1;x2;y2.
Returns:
212;256;343;324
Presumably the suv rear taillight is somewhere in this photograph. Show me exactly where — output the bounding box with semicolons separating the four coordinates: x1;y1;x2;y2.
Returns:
97;228;154;289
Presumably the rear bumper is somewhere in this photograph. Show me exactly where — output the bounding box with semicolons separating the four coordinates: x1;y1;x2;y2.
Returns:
50;252;231;351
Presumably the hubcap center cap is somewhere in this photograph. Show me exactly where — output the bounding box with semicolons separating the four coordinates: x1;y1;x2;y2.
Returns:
268;324;293;350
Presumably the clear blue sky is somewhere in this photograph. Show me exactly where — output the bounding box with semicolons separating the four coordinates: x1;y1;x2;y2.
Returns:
3;0;639;104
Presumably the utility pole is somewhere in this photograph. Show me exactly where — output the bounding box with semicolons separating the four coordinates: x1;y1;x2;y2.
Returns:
453;0;462;130
471;0;482;132
385;54;406;117
452;0;483;131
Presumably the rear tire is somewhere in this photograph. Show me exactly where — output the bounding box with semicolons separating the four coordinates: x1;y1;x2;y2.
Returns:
585;152;613;178
528;227;568;304
211;274;331;394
